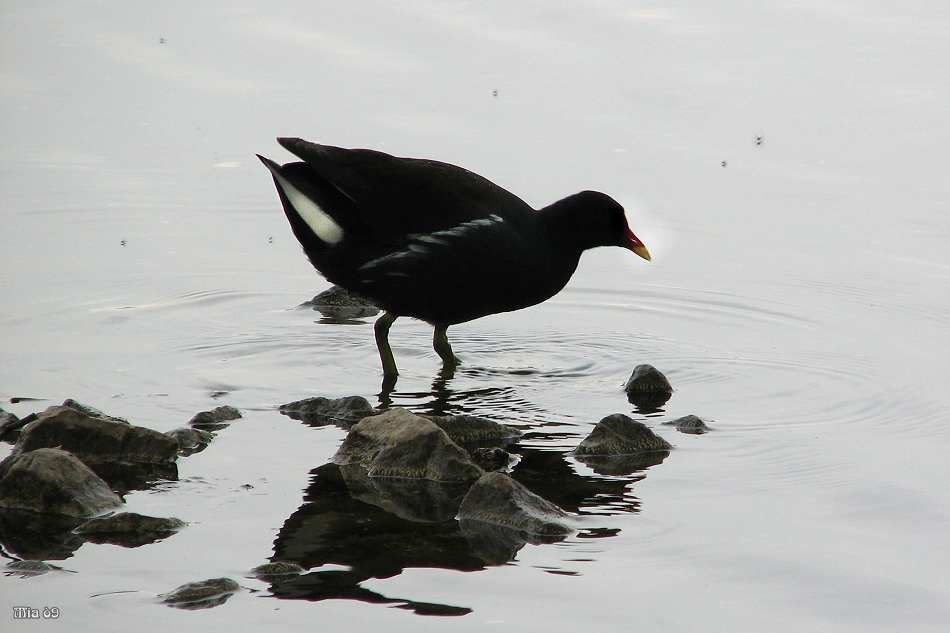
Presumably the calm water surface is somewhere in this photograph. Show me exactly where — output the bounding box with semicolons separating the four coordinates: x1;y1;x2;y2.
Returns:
2;2;949;631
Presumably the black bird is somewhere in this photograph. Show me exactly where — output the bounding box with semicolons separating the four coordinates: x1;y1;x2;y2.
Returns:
258;138;650;379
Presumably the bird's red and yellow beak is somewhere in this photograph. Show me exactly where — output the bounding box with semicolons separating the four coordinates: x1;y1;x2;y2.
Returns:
623;229;651;261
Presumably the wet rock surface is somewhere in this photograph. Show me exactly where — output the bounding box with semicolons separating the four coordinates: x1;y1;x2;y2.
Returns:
573;414;672;475
664;414;711;434
333;408;484;482
187;405;242;431
575;414;673;455
14;404;179;465
251;561;305;580
423;414;522;446
624;364;674;410
0;448;122;517
161;577;241;609
472;447;512;472
0;407;26;444
166;427;214;455
302;285;381;322
457;472;573;536
280;395;377;428
4;559;57;577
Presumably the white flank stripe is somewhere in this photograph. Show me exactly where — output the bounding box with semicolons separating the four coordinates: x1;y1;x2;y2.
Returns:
271;171;344;245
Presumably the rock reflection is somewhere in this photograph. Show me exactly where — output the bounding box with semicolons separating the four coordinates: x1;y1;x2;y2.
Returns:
263;438;658;612
510;447;644;514
268;463;480;615
572;451;669;476
0;508;84;560
458;518;566;565
339;464;471;523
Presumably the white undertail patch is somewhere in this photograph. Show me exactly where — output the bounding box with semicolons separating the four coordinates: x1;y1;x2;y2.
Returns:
268;167;344;245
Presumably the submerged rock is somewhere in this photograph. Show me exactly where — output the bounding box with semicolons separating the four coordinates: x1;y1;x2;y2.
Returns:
161;577;241;609
0;448;122;517
333;408;483;482
187;406;242;431
74;512;186;547
663;414;711;434
280;395;376;428
624;364;673;410
15;403;179;464
457;472;573;536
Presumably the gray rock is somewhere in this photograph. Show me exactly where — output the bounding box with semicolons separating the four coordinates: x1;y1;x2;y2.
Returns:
471;447;512;472
423;415;522;445
187;406;242;430
623;364;673;393
165;427;214;453
5;560;56;577
62;399;128;423
280;395;376;428
0;408;27;444
574;414;672;456
663;414;711;434
333;408;484;482
457;472;573;536
14;404;179;464
251;562;304;579
161;577;240;609
624;364;673;410
302;285;380;321
0;448;122;517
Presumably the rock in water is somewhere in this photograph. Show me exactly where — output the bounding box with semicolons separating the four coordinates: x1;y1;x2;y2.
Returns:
75;512;186;534
623;364;673;410
423;415;522;445
623;364;672;393
573;414;672;475
457;472;573;535
187;406;242;431
0;448;122;517
574;414;672;455
161;577;240;609
333;408;483;482
16;404;179;464
663;414;711;434
280;395;376;428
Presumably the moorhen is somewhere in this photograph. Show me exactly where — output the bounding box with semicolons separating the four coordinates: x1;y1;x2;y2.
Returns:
258;138;650;379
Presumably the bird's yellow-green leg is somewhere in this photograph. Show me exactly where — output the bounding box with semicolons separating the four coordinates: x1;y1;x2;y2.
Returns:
433;325;462;367
374;312;399;378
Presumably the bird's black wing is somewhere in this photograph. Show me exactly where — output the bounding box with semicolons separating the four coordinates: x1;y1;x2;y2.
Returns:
277;138;534;240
